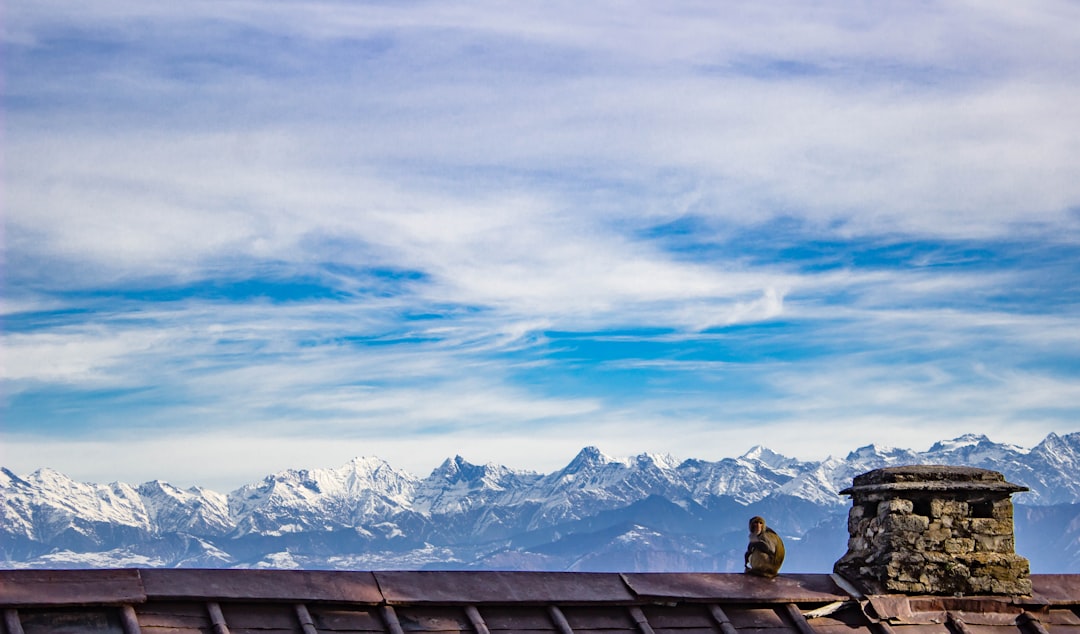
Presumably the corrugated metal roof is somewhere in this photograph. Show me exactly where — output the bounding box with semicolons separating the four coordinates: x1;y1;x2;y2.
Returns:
1;570;1077;634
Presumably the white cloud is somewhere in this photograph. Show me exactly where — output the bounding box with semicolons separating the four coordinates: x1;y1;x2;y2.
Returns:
8;2;1080;285
1;329;165;384
4;0;1079;488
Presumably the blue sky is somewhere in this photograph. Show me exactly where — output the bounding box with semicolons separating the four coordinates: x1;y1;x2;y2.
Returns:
3;2;1079;492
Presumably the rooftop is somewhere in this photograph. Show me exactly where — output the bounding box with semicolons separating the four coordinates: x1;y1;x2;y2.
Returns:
2;569;1079;634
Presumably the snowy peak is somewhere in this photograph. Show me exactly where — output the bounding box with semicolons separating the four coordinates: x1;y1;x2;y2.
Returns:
929;433;1026;456
1;467;30;488
137;480;232;536
414;456;540;515
242;456;417;501
1032;432;1080;465
843;443;919;465
429;456;488;485
632;452;680;471
564;446;613;472
925;435;1027;467
4;432;1080;569
928;434;991;453
321;456;418;499
225;458;420;535
739;445;799;472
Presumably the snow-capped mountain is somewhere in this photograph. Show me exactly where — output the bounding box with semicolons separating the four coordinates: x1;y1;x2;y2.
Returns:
2;432;1079;572
228;456;418;536
414;456;541;516
138;480;232;536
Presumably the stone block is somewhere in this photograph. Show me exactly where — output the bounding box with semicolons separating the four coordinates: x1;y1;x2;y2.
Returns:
922;551;952;564
991;500;1014;520
944;537;975;554
925;523;951;544
883;513;929;532
974;534;1014;553
931;499;968;518
970;517;1011;536
883;498;914;514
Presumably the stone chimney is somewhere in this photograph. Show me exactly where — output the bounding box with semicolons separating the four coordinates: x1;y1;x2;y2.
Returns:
833;465;1031;596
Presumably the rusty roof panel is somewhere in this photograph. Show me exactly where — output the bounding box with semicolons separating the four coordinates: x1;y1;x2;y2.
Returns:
724;606;788;629
3;568;1080;634
393;605;470;632
306;609;386;630
802;608;877;634
910;598;1025;615
949;612;1025;626
733;628;792;634
640;603;716;629
17;607;126;633
1045;609;1080;626
650;609;745;633
218;602;304;633
1030;574;1080;606
889;624;950;634
889;611;949;626
307;606;387;631
964;625;1016;634
374;571;635;605
0;569;146;607
135;600;211;630
478;605;559;631
559;605;638;631
808;625;876;634
139;569;382;603
868;596;915;621
621;573;849;603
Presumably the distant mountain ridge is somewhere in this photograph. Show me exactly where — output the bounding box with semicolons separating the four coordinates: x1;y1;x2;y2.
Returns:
2;432;1078;572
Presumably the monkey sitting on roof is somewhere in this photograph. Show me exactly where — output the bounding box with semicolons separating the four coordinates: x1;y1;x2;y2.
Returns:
744;515;785;577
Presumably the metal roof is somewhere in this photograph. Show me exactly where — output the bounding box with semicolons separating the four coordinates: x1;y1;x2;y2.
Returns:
1;569;1078;634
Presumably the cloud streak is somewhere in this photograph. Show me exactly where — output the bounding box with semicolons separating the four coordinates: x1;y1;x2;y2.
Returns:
3;1;1079;490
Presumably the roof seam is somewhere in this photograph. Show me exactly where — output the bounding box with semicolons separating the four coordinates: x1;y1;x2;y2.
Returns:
783;602;818;634
3;609;25;634
380;604;405;634
548;605;575;634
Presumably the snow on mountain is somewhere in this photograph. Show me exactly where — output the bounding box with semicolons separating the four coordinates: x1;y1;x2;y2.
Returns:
926;434;1028;467
0;469;30;488
777;456;859;506
524;448;694;529
0;469;35;540
17;468;153;539
3;432;1079;571
228;456;418;536
680;457;791;505
137;481;233;536
1002;432;1080;505
739;445;802;472
413;456;541;515
842;443;922;466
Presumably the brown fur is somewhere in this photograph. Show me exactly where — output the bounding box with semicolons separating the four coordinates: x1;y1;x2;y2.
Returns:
745;515;785;577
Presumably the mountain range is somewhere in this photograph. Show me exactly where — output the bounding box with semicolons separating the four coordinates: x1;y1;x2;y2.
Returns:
3;432;1079;572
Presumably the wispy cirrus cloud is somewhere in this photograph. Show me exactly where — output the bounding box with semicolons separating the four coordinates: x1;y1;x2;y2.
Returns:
3;0;1078;489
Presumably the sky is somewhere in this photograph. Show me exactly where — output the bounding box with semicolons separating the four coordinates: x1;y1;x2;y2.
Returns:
2;1;1079;493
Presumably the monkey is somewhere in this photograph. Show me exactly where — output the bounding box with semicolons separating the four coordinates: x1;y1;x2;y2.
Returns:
744;515;785;577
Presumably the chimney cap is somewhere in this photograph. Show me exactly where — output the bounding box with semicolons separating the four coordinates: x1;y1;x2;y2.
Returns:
839;465;1028;497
